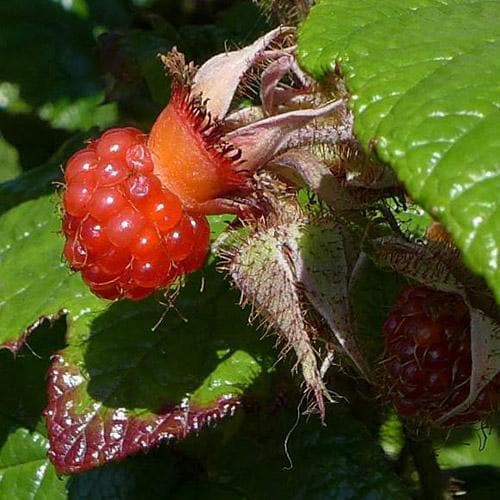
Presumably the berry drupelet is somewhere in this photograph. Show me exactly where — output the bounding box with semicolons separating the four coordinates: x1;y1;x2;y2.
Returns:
62;127;210;300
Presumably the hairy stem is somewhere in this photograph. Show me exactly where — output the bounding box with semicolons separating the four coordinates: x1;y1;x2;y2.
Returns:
406;432;447;499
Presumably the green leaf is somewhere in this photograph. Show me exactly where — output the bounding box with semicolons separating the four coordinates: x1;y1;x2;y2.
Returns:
437;426;500;468
390;201;434;240
45;266;274;473
0;422;66;500
0;194;104;350
0;134;21;183
0;0;119;133
0;161;62;215
67;451;182;499
0;319;67;499
37;94;117;133
207;214;235;249
0;132;96;215
180;407;410;499
379;412;405;460
349;253;406;366
299;0;500;302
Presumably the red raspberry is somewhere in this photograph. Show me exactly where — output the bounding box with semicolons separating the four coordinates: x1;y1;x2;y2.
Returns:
61;127;210;300
382;286;499;427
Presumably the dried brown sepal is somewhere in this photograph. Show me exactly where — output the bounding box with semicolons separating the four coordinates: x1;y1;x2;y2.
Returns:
372;236;497;318
269;148;360;211
192;26;295;119
159;48;197;89
425;221;454;246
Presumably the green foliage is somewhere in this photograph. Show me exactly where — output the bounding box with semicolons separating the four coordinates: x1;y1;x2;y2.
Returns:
46;266;276;473
299;0;500;302
0;0;122;171
178;408;410;499
0;0;498;497
437;426;500;468
0;195;104;349
0;135;21;183
0;423;67;499
0;320;68;499
0;132;96;214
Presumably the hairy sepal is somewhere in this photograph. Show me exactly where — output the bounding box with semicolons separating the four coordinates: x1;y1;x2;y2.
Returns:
293;220;369;379
253;0;314;24
192;26;294;119
220;214;329;416
219;198;368;416
227;99;345;173
371;236;500;423
269;148;359;211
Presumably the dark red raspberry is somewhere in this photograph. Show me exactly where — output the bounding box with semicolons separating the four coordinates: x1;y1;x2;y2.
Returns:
61;127;210;300
382;286;499;427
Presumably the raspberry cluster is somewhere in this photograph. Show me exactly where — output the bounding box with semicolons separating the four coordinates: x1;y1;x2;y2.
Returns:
383;286;499;427
62;127;210;300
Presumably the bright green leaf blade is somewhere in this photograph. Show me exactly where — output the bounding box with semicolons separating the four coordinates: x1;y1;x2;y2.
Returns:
299;0;500;301
0;134;21;183
0;131;99;215
207;214;235;251
0;421;66;500
38;94;117;133
0;320;67;499
379;412;405;460
437;426;500;468
0;195;104;349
